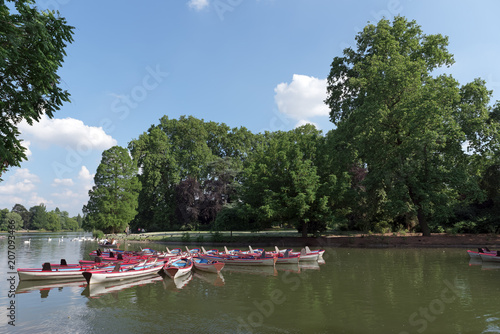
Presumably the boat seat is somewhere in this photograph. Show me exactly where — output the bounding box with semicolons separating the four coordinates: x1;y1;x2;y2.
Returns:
117;254;123;260
42;262;52;271
60;259;68;266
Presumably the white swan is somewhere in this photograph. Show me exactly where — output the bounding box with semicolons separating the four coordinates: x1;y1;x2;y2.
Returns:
48;237;52;242
24;238;31;244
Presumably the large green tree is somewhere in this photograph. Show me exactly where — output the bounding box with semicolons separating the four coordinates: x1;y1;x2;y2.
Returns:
0;211;22;230
325;16;499;236
129;126;180;231
242;125;328;236
129;116;255;231
82;146;141;233
0;0;74;176
29;203;48;230
11;203;30;229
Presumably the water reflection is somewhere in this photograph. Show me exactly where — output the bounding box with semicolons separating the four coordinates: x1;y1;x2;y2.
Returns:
223;265;278;276
16;279;86;296
192;271;225;286
82;275;164;298
6;234;500;334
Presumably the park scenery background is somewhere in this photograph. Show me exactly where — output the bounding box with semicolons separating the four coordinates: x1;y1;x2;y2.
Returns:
2;2;500;241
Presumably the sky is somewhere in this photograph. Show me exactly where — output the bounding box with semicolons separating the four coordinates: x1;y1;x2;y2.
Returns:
2;0;500;217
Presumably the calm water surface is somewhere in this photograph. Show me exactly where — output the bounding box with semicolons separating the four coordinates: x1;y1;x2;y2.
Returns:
1;232;499;334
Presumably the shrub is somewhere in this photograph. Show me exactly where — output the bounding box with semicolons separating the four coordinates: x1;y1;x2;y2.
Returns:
210;231;225;243
452;221;477;234
92;229;104;239
181;232;191;242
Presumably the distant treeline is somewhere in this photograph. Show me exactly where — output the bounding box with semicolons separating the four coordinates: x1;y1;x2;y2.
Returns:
0;204;82;231
82;17;500;236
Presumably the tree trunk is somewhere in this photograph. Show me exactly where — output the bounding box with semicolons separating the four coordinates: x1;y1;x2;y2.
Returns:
301;222;308;238
408;186;430;237
417;207;431;236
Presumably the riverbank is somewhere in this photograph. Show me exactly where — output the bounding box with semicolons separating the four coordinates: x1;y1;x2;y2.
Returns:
111;231;500;248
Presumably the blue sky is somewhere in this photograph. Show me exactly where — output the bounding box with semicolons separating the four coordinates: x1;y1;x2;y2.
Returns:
2;0;500;216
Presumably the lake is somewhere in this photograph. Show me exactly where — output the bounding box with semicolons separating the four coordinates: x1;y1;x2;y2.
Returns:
1;232;499;334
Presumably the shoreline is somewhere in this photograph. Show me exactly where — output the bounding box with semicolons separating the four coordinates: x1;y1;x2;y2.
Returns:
117;232;500;249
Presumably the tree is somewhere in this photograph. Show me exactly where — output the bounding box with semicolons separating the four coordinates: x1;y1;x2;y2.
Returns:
129;116;255;231
129;126;180;231
174;177;203;228
0;208;10;230
1;212;22;230
11;203;30;229
29;203;48;230
325;16;499;236
45;211;61;232
242;127;327;236
82;146;141;233
75;213;83;228
0;1;74;176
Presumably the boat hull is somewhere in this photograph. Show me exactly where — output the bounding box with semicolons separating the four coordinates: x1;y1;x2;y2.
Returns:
193;258;225;273
479;253;500;263
163;259;193;279
201;254;277;266
83;263;164;284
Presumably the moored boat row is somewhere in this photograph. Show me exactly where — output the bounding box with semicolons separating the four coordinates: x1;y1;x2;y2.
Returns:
17;244;325;286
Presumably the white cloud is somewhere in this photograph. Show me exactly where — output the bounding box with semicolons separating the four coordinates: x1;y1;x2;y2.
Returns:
22;140;32;158
188;0;210;11
274;74;329;122
78;166;95;193
0;168;52;210
295;119;319;129
19;115;117;151
78;166;94;182
52;178;74;187
0;168;39;194
51;189;80;199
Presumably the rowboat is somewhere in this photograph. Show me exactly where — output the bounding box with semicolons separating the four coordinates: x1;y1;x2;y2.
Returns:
273;246;324;262
186;246;202;255
466;248;497;260
479;251;500;263
82;260;163;284
275;251;301;264
17;261;130;281
246;246;300;264
161;258;193;279
304;246;325;258
200;252;277;266
192;257;225;273
98;238;118;247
